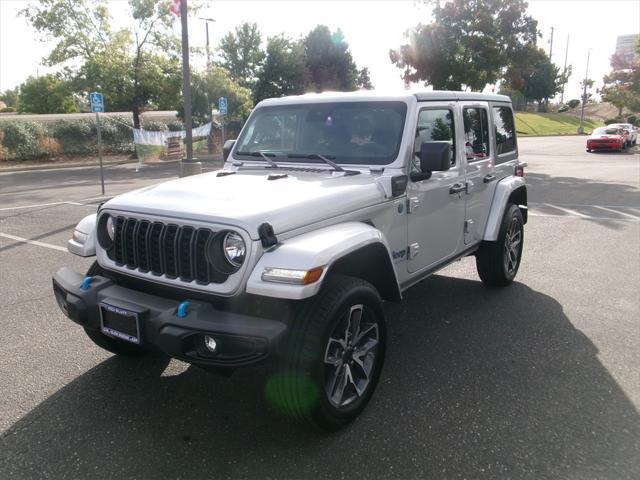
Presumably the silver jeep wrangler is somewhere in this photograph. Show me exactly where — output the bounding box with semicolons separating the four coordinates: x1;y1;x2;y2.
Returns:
53;91;527;430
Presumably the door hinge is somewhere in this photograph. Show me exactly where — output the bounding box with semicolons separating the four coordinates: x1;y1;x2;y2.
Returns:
407;196;420;213
408;242;420;259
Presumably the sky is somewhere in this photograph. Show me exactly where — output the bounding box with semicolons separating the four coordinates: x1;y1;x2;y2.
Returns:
0;0;639;102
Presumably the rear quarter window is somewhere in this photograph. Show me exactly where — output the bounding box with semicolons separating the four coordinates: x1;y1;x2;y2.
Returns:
492;106;517;160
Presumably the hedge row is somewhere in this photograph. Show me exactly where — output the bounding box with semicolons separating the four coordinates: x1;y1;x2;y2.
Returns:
0;117;190;161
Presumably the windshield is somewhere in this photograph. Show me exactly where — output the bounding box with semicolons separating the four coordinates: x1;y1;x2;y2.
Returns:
593;127;620;135
234;101;407;165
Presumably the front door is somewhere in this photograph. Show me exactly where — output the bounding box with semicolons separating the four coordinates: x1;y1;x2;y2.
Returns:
460;103;496;244
407;104;466;274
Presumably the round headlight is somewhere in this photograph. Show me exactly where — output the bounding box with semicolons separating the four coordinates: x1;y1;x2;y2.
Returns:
106;215;115;241
222;231;246;267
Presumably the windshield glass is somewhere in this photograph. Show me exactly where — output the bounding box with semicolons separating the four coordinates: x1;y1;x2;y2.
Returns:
593;127;620;135
234;101;407;165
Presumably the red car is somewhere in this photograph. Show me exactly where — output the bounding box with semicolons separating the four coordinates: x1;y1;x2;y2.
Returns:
586;126;626;152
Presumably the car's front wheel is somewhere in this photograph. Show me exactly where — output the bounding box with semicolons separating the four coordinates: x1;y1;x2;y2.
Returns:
476;203;524;286
268;275;386;430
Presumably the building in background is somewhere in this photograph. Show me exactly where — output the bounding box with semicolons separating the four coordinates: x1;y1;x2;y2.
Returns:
615;34;639;63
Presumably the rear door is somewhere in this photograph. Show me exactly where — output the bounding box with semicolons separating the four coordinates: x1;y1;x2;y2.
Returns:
490;104;519;182
460;102;495;245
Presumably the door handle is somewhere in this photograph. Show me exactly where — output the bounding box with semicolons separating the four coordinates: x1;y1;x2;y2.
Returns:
483;174;496;183
449;183;466;194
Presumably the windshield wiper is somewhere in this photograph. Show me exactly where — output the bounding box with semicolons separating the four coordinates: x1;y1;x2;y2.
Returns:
235;150;279;168
287;153;345;172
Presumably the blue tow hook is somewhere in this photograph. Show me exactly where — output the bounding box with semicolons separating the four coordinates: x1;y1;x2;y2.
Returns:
177;300;191;318
80;276;94;291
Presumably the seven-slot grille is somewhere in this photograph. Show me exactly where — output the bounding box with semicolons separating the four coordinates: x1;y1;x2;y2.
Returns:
107;216;227;284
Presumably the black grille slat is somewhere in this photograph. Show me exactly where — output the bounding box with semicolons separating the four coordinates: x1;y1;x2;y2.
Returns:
108;216;225;285
194;229;212;284
149;223;164;274
178;226;195;281
124;218;138;267
114;217;126;264
163;225;179;278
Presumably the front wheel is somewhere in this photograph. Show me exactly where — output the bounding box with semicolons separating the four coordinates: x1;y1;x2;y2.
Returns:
268;275;386;430
476;204;524;286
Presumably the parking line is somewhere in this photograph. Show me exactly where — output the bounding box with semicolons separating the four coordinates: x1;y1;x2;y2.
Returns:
541;203;591;218
0;232;67;252
0;195;109;211
591;206;640;220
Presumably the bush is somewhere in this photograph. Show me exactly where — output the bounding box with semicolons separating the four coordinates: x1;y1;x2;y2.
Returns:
141;120;168;131
567;99;580;109
626;115;637;126
558;104;569;112
0;106;16;112
604;117;625;125
49;119;96;154
0;121;48;160
167;120;184;132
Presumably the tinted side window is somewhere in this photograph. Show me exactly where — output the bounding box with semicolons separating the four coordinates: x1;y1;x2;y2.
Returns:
463;108;490;161
493;106;516;156
414;109;456;166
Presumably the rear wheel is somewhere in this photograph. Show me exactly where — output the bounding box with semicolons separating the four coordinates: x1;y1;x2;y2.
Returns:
476;204;524;286
82;261;148;357
268;275;386;430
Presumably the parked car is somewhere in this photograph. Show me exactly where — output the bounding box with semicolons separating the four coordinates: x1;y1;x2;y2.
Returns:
608;123;637;146
53;91;528;430
586;126;626;152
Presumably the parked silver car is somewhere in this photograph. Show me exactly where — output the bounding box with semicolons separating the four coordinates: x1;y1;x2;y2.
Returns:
54;91;528;430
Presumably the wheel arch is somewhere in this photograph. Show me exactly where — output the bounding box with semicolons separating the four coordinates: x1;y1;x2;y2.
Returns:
483;176;527;241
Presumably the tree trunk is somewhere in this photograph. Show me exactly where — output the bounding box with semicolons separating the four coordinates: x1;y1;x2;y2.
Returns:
132;106;140;129
618;105;623;117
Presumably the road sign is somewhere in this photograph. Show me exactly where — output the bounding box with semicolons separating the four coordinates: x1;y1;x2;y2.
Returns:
90;92;104;113
219;96;227;115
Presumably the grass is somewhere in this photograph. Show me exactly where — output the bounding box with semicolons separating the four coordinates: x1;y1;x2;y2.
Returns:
515;112;603;136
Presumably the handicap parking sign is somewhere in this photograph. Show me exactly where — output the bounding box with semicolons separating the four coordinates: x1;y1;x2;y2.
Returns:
219;96;227;115
90;92;104;113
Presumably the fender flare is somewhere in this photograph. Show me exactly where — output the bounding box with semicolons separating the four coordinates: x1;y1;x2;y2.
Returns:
483;176;527;241
245;222;400;300
67;213;97;257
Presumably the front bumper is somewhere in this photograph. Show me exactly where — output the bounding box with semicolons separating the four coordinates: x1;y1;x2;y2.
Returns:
52;267;287;367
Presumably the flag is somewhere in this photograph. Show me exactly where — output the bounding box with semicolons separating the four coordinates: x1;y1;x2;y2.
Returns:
169;0;181;17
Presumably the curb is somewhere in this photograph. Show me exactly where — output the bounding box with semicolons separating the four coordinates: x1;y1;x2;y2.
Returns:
0;158;224;173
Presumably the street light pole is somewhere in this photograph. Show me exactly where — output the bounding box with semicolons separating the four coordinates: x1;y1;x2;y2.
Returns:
578;49;592;135
199;17;216;70
180;0;193;163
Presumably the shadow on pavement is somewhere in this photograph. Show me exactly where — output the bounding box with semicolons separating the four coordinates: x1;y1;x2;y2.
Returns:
2;276;638;479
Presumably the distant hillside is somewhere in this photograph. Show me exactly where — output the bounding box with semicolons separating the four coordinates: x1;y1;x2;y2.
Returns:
515;112;603;136
563;102;631;121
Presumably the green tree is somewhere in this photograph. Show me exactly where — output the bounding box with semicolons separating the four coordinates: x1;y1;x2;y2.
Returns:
580;78;595;105
304;25;361;92
177;66;253;125
217;22;265;89
0;87;20;108
600;51;640;116
507;46;561;111
18;75;77;113
357;67;374;90
23;0;183;127
254;35;307;103
390;0;538;91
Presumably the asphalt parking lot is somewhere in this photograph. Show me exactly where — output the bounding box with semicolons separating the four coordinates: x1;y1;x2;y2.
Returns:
1;136;639;479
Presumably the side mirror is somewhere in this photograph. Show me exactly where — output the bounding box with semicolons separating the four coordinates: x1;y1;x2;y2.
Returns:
223;139;236;161
420;141;451;172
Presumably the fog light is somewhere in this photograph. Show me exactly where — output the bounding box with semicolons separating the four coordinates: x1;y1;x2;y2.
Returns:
204;336;217;353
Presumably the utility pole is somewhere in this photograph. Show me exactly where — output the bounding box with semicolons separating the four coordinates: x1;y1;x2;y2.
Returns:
560;34;570;104
549;27;555;59
578;49;592;134
199;17;215;69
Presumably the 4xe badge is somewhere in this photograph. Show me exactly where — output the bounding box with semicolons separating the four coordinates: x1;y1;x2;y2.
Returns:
392;248;407;261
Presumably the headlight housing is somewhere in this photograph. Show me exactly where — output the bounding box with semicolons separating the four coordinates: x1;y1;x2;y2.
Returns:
222;231;246;267
97;214;115;250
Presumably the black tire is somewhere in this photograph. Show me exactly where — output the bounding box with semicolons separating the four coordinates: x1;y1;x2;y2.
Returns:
476;203;524;286
82;261;148;357
268;275;386;431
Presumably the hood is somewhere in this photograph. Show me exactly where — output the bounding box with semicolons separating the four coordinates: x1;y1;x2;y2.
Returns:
589;134;622;139
104;169;386;238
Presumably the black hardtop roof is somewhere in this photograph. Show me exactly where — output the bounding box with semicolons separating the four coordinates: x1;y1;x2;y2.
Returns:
414;91;511;103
